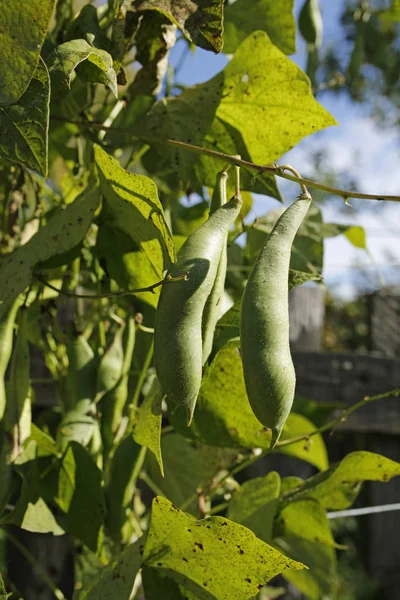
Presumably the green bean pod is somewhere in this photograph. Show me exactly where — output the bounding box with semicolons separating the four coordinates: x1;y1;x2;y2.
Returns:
154;193;242;424
240;192;312;448
0;300;20;421
202;170;228;364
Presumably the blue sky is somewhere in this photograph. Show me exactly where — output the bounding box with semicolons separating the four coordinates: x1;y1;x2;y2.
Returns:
168;0;400;299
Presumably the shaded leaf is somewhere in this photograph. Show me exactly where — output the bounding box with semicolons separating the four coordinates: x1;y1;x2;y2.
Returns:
144;496;305;600
96;326;124;402
65;4;111;50
0;185;100;319
105;436;142;541
56;442;105;553
0;0;55;105
282;451;400;510
172;347;327;473
224;0;296;55
146;432;235;510
279;537;336;600
228;471;281;544
131;0;224;52
0;58;50;176
142;566;202;600
47;39;117;98
76;536;144;600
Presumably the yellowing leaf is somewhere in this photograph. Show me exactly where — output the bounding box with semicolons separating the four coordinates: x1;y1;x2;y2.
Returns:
216;31;337;164
144;496;305;600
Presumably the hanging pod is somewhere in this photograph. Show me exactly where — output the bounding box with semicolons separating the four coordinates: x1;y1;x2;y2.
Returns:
154;191;242;425
240;192;312;448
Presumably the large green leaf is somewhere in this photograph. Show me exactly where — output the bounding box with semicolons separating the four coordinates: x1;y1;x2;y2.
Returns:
224;0;296;55
76;536;144;600
47;39;117;98
94;146;175;284
56;442;105;553
171;347;328;472
228;472;280;544
0;58;50;175
144;496;305;600
0;185;100;320
0;0;55;105
282;451;400;510
216;31;336;165
378;0;400;21
65;4;111;50
131;0;224;52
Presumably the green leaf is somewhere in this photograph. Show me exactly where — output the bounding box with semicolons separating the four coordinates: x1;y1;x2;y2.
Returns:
224;0;296;55
105;436;143;541
0;58;50;176
1;456;64;535
56;442;105;553
282;451;400;510
144;496;305;599
96;226;159;308
278;413;328;472
0;184;100;320
228;472;281;544
0;0;55;105
94;146;175;280
133;377;164;475
76;536;144;600
299;0;323;47
279;537;336;600
65;4;111;51
292;395;341;428
216;31;336;165
322;222;367;250
274;499;344;549
132;0;224;52
137;75;224;179
47;39;117;98
28;424;59;457
146;432;235;510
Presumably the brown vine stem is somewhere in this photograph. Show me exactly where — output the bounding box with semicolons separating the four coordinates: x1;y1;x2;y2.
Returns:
34;271;189;300
276;386;400;449
50;116;400;203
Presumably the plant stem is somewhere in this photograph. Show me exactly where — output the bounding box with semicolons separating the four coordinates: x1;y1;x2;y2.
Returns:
34;272;189;300
3;528;67;600
129;342;154;423
130;445;147;491
50;116;400;203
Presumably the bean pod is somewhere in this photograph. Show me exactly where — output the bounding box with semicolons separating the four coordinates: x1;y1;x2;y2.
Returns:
154;193;242;424
202;170;228;364
240;192;312;447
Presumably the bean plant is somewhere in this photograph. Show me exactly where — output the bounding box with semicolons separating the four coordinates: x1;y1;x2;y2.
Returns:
0;1;399;599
